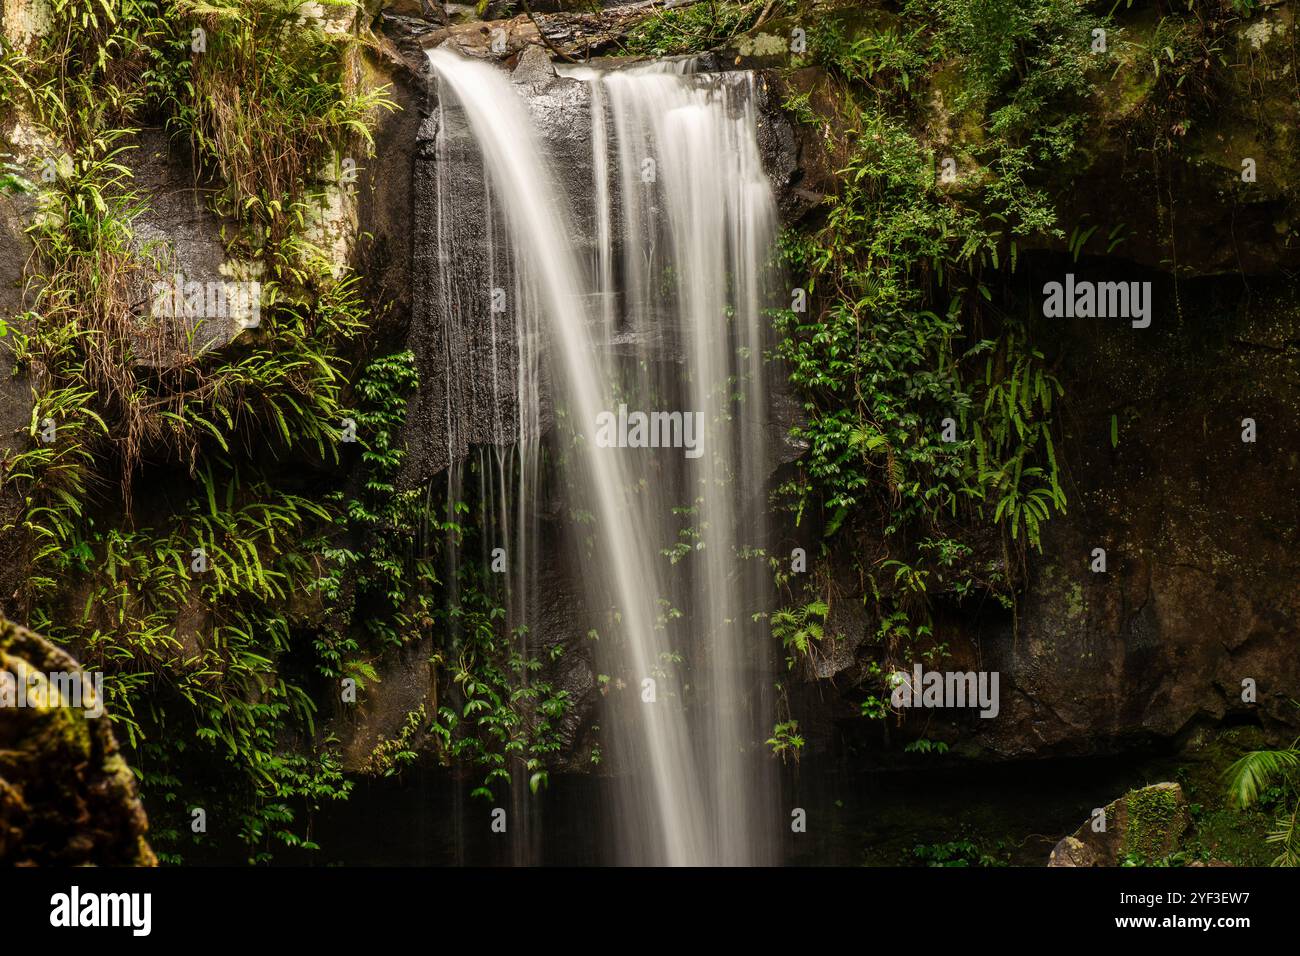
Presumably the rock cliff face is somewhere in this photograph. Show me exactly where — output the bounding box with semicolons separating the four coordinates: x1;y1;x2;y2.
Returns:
370;2;1300;767
350;17;813;769
776;2;1300;762
794;267;1300;761
1;0;1297;829
971;273;1300;757
384;26;805;483
0;183;33;610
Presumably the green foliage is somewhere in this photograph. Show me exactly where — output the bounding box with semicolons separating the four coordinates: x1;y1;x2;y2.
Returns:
0;0;393;862
770;598;827;669
974;330;1066;546
162;0;395;263
1123;785;1182;863
319;352;572;800
318;350;434;659
621;0;782;58
1226;747;1299;809
913;838;1007;867
1119;848;1192;867
3;0;559;848
921;0;1094;124
17;459;355;863
771;0;1088;695
766;719;805;763
1;154;33;196
903;738;949;755
1225;743;1300;866
426;499;571;800
362;705;426;777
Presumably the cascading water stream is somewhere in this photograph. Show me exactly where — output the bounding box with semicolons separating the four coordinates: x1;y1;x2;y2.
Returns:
427;47;780;866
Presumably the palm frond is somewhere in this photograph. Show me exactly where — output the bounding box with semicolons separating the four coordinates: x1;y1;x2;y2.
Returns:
1224;748;1300;808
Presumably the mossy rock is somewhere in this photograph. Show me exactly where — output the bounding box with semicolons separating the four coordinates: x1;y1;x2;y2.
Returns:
1123;782;1189;862
1049;782;1190;866
0;616;155;865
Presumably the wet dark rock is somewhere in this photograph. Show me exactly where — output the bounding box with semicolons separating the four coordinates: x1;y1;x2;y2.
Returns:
0;187;34;615
0;186;34;467
381;12;447;46
377;0;447;21
336;629;440;772
808;269;1300;762
357;34;432;343
399;54;592;480
981;276;1300;756
395;46;810;484
751;71;803;222
416;1;670;60
764;67;838;225
402;78;534;478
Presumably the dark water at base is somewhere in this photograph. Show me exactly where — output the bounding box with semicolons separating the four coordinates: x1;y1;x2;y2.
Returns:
281;750;1184;866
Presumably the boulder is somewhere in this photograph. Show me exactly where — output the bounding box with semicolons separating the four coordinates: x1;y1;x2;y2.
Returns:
0;616;155;865
1048;782;1189;866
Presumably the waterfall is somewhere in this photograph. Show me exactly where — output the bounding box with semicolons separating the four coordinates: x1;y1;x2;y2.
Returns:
426;47;780;866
